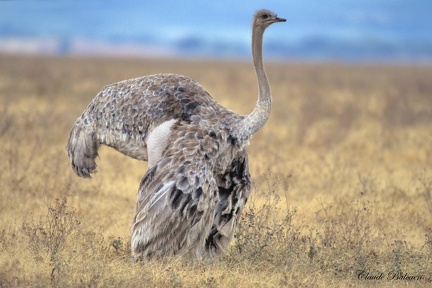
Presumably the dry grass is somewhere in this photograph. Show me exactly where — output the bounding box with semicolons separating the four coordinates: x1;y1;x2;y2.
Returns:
0;54;431;287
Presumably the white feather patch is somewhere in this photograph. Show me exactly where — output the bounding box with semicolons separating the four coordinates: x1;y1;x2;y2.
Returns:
147;119;177;167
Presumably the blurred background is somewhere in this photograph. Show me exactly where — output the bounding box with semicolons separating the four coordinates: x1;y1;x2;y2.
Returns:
1;0;431;62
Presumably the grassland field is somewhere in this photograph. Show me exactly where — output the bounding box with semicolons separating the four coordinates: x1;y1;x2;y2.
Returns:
0;54;431;287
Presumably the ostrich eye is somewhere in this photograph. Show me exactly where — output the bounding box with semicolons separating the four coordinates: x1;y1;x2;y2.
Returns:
261;14;269;19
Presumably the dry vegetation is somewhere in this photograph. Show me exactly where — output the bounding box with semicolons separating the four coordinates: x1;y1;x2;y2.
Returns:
0;54;431;287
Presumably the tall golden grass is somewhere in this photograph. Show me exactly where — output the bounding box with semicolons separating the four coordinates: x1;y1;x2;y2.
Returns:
0;54;431;287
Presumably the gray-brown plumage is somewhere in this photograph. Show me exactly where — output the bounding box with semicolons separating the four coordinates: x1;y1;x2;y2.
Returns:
66;9;285;260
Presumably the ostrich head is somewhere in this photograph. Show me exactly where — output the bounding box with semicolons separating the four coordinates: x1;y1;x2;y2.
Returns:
253;9;286;29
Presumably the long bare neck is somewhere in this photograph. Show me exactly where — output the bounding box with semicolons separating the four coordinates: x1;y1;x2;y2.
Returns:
233;24;271;141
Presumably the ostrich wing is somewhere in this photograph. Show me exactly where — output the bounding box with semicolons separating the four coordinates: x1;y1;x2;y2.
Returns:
66;73;240;178
75;73;218;161
206;150;251;255
130;124;220;260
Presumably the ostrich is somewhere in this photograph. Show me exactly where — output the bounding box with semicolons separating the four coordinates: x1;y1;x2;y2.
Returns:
66;9;285;260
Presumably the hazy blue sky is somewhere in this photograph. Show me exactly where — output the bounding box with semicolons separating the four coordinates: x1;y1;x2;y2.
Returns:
1;1;431;61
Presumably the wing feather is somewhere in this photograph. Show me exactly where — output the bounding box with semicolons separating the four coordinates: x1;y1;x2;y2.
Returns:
131;124;220;260
206;150;251;255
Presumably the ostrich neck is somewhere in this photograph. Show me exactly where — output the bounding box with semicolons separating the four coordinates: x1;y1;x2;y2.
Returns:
253;26;270;100
234;25;271;141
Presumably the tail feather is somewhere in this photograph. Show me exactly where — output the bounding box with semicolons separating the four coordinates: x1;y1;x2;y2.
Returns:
66;123;99;178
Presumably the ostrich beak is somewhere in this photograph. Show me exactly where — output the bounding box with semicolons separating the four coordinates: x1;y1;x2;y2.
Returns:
275;16;286;22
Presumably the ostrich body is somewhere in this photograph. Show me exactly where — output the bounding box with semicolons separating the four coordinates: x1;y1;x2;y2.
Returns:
66;9;285;260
